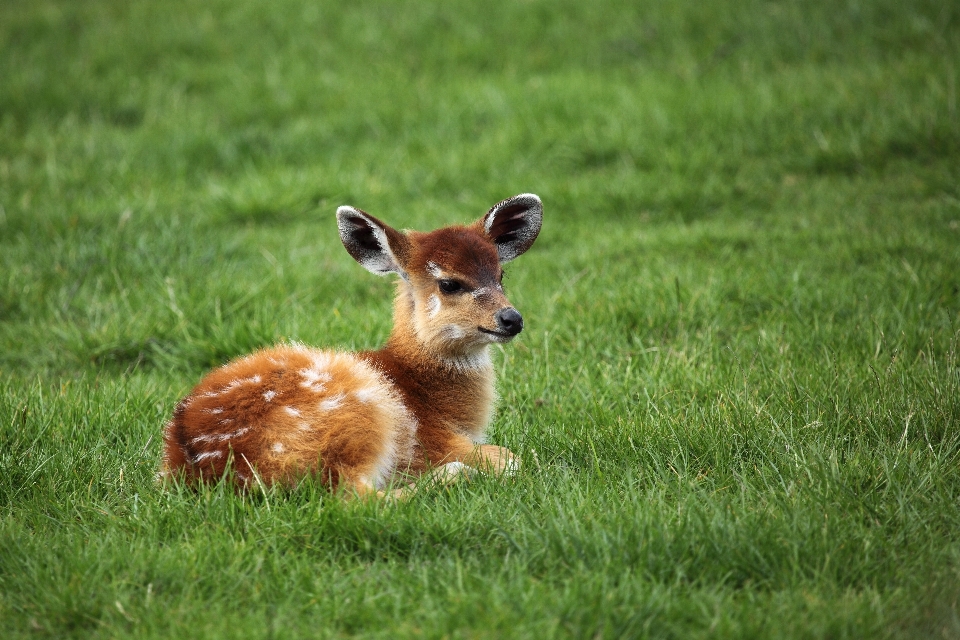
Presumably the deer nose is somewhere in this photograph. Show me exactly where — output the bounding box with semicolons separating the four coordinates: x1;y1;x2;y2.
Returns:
496;308;524;336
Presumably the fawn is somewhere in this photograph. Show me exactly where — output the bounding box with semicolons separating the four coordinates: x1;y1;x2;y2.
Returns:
160;193;542;497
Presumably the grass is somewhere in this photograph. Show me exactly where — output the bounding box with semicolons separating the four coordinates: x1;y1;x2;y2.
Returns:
1;0;959;637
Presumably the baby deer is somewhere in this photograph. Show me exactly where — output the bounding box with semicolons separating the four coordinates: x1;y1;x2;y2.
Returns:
160;193;542;497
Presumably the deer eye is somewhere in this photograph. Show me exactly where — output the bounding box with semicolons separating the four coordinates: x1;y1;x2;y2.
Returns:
438;279;463;294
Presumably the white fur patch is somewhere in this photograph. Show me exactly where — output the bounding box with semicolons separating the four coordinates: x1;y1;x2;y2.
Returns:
354;386;379;403
192;450;224;463
426;294;441;318
442;325;466;340
426;261;442;278
263;390;276;402
319;393;345;411
433;461;476;484
300;367;332;392
443;348;493;373
272;442;284;454
199;374;262;398
284;406;302;417
189;426;251;445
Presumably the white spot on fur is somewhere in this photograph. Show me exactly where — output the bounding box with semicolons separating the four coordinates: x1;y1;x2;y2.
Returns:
272;442;284;454
310;352;333;369
300;367;332;392
354;386;379;403
189;426;251;445
192;450;224;463
319;393;345;411
426;261;442;278
263;390;276;402
426;294;441;318
204;374;263;398
284;406;302;417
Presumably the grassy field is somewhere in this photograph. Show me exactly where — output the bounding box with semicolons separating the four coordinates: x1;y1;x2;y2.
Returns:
2;0;959;637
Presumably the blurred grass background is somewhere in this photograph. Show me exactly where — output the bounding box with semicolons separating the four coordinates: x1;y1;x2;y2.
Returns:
1;0;959;637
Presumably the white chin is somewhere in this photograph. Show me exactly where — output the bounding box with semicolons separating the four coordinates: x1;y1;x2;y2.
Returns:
480;331;514;344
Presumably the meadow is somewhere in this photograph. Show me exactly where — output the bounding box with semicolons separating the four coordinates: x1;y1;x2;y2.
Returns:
1;0;959;637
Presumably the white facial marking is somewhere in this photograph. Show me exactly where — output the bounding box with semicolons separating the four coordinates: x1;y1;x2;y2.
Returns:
471;287;490;299
426;261;442;278
426;294;441;318
284;406;302;418
442;325;466;340
263;390;276;402
319;393;345;411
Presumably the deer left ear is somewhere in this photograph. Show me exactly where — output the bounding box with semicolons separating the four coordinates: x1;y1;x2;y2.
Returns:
336;206;411;278
480;193;543;263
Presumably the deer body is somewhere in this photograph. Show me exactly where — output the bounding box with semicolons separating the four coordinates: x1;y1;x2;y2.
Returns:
160;194;542;496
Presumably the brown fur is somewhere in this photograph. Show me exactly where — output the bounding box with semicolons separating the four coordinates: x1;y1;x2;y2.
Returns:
160;194;542;496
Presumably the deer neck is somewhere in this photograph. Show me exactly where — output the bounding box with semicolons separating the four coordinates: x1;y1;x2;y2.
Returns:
362;285;497;441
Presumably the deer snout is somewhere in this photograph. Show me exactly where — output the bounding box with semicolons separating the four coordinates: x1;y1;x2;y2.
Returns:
496;308;524;336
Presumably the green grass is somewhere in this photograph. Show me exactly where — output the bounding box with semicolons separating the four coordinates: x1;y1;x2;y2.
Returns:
2;0;959;637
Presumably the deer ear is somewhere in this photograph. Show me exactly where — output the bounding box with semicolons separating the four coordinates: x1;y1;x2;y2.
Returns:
336;206;410;278
480;193;543;263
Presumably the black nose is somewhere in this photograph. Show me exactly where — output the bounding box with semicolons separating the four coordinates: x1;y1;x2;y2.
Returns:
496;308;524;336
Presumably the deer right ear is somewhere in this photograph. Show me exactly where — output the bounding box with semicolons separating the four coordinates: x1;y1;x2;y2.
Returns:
481;193;543;263
336;206;410;278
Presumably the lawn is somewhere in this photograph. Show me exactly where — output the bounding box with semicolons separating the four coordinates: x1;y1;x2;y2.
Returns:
1;0;959;637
